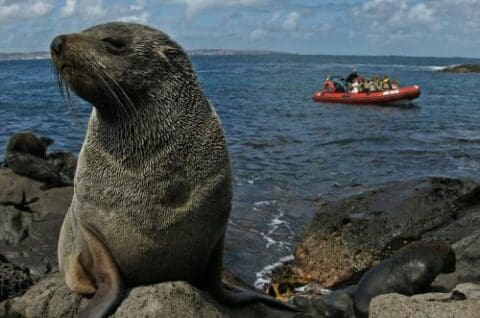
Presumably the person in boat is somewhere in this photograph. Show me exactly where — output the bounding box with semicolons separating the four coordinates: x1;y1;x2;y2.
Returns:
323;75;347;93
382;75;391;90
351;78;361;93
357;77;368;92
346;69;359;85
367;75;380;92
323;76;336;92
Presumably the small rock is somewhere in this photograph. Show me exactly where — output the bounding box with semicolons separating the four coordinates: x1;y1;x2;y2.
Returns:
369;283;480;318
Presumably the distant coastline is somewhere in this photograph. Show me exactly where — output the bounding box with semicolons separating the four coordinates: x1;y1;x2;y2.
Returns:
0;49;294;61
2;50;480;64
188;49;294;56
0;51;51;61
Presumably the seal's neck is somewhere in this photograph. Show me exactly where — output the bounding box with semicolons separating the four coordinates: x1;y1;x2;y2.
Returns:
87;81;211;164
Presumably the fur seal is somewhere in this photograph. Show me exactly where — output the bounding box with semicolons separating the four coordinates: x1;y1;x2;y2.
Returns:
353;240;456;318
51;22;295;317
5;132;72;186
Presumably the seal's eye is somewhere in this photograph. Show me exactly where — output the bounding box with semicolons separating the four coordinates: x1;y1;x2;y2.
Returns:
102;37;126;54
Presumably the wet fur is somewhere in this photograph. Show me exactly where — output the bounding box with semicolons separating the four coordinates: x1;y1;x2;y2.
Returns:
353;240;456;318
53;22;294;317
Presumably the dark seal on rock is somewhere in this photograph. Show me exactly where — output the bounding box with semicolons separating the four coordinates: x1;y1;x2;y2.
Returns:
51;22;295;318
5;132;72;186
353;240;456;318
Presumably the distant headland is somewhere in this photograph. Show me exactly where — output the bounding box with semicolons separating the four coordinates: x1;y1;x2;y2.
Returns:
441;64;480;73
0;51;50;61
0;49;294;61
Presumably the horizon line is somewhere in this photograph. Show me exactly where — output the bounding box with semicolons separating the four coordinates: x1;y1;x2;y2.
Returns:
0;49;480;60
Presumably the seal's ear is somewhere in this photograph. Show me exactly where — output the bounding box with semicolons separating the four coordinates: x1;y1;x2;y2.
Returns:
156;45;177;61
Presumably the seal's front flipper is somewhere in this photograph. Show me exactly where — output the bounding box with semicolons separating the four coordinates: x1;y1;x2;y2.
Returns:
78;222;124;318
202;235;298;312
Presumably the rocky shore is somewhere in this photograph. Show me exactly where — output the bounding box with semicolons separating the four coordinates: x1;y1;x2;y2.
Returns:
1;134;480;317
441;64;480;73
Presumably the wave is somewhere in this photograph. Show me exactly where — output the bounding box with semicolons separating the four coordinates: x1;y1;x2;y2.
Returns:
312;63;449;72
254;255;294;290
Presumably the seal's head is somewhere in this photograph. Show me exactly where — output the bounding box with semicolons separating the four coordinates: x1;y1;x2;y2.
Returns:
50;22;195;120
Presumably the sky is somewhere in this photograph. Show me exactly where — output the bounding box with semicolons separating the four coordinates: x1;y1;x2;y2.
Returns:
0;0;479;57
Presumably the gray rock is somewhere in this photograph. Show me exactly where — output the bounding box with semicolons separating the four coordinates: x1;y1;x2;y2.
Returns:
0;274;297;318
0;206;32;245
369;283;480;318
434;231;480;290
0;168;72;280
29;187;73;221
0;169;44;205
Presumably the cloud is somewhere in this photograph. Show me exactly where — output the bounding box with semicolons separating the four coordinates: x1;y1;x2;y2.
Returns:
164;0;270;18
352;0;480;32
283;11;300;31
250;28;266;41
82;0;106;18
60;0;76;17
0;0;53;24
117;11;149;23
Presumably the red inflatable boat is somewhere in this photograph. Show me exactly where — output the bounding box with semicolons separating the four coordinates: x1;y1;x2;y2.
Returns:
313;85;421;105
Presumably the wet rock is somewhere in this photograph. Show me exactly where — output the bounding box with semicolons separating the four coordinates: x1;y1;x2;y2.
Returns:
290;177;479;287
433;231;480;290
0;258;33;302
369;283;480;318
423;204;480;244
0;273;297;318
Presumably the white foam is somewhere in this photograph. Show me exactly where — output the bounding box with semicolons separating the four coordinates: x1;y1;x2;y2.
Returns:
254;255;294;290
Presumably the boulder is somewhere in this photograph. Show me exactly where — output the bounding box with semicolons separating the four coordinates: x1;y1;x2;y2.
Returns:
434;230;480;290
369;283;480;318
290;177;480;287
0;169;44;206
0;168;72;279
0;206;32;245
0;274;297;318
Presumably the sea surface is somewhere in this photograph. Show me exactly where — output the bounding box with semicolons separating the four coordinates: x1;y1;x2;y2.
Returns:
1;55;480;285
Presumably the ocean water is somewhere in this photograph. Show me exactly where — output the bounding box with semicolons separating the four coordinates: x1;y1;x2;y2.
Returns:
1;55;480;284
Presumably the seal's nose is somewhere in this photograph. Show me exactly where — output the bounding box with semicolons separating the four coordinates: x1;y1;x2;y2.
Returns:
50;36;65;56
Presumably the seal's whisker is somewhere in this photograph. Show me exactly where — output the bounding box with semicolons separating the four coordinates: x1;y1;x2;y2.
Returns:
97;73;128;121
83;54;131;121
54;67;79;124
102;70;140;119
99;72;130;119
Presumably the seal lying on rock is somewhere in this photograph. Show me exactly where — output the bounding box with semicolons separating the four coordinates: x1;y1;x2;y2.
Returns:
51;22;295;318
5;132;72;186
353;240;456;318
